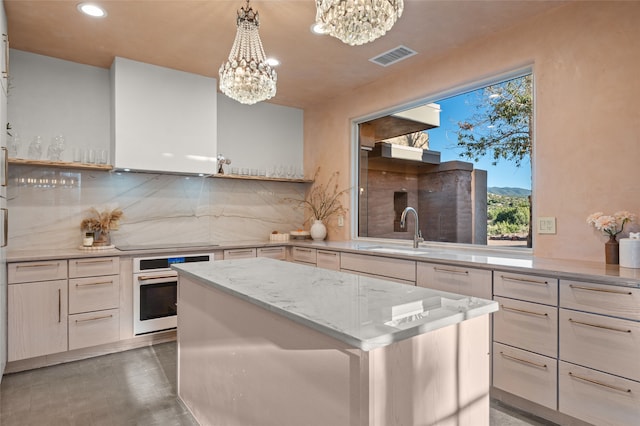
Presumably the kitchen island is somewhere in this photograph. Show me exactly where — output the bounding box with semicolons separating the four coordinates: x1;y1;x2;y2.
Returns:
173;258;499;426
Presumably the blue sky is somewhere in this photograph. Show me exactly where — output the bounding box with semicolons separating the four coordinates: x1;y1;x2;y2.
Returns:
426;92;532;190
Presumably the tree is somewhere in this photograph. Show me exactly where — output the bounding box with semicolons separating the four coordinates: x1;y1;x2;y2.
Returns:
456;74;533;246
385;131;430;149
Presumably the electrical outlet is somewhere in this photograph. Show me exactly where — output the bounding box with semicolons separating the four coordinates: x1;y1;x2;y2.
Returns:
338;215;344;227
537;217;556;234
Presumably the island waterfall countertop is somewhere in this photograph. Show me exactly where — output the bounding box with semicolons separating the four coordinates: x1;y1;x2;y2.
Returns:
172;257;498;351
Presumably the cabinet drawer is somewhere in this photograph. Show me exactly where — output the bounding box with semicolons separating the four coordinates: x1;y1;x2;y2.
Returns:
560;280;640;321
559;361;640;426
494;271;558;305
223;248;256;260
257;246;286;260
493;296;557;357
417;262;492;299
68;308;120;350
69;257;119;278
340;252;415;282
291;247;317;264
316;250;340;271
559;309;640;382
493;342;557;410
8;260;67;283
69;275;120;314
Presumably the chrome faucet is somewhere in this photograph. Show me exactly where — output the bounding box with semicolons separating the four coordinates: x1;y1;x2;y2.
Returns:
400;207;424;248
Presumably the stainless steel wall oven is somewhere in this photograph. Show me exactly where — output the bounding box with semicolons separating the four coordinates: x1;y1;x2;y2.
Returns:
132;253;215;335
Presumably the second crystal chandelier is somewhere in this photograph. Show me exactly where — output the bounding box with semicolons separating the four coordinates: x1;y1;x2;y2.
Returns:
219;0;277;105
315;0;404;46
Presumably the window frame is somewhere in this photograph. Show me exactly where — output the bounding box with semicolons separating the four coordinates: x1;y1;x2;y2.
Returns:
350;66;535;253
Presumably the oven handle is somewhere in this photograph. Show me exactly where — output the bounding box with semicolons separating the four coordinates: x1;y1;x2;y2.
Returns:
137;273;178;282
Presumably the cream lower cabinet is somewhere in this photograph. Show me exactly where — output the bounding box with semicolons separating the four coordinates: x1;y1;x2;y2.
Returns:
257;246;286;260
492;271;559;410
291;247;317;265
68;257;121;351
316;250;340;271
559;280;640;426
417;262;492;299
340;252;415;285
8;260;69;361
223;248;257;260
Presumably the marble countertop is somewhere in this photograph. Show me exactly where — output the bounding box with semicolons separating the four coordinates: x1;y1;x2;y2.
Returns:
7;239;640;288
173;258;499;351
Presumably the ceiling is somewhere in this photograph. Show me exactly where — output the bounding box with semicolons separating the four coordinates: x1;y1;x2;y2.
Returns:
4;0;570;109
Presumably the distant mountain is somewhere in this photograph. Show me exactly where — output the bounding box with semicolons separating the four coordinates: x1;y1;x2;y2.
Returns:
488;187;531;197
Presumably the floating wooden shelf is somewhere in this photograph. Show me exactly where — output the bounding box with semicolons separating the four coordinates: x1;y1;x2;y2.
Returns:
9;158;113;171
210;174;313;183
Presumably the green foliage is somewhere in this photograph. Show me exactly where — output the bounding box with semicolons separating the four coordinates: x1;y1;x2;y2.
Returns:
456;75;532;167
487;193;530;236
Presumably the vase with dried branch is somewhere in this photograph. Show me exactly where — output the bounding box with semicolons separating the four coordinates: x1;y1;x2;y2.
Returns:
289;168;348;240
80;207;123;246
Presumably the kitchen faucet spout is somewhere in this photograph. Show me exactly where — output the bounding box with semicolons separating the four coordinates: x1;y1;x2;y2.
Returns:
400;207;424;248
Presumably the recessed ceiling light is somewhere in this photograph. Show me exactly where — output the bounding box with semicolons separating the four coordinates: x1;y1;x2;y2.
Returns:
77;3;107;18
266;58;280;67
310;22;328;35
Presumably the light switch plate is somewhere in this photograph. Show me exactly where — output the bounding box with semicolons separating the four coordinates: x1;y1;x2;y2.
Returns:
537;217;556;234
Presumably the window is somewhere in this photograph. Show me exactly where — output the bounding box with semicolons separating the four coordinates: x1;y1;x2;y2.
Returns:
356;72;532;249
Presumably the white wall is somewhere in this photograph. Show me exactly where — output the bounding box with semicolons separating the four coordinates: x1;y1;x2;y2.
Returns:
217;95;303;176
8;49;111;161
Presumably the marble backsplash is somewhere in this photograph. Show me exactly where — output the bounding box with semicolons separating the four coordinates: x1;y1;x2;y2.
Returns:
8;166;306;250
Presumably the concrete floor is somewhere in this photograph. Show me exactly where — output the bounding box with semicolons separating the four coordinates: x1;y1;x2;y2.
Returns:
0;342;557;426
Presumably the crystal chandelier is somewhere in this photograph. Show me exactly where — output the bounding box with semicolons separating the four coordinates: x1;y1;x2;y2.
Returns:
219;0;277;105
315;0;404;46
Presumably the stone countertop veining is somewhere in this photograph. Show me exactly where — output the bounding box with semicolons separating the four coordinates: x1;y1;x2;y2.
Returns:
172;257;499;351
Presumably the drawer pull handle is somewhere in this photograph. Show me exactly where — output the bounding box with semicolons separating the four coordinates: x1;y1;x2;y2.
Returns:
500;352;547;369
76;280;113;287
260;248;282;252
16;262;60;269
569;284;632;295
1;207;7;248
76;259;114;265
568;318;631;333
228;250;254;254
296;248;313;253
75;314;114;323
434;266;468;275
138;274;177;281
318;252;337;256
501;305;548;317
1;146;7;187
58;288;62;323
568;372;632;393
500;275;549;286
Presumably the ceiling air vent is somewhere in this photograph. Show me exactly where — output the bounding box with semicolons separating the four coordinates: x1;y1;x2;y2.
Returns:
369;45;417;67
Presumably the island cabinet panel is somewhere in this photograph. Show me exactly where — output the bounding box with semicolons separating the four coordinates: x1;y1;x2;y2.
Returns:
494;272;558;305
559;361;640;426
493;342;557;410
416;262;492;299
340;252;416;283
177;273;491;426
316;249;340;271
493;296;558;358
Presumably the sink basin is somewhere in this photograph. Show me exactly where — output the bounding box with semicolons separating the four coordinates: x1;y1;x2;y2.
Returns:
361;246;430;256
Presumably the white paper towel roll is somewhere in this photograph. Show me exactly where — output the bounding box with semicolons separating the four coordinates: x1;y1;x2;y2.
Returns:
620;238;640;268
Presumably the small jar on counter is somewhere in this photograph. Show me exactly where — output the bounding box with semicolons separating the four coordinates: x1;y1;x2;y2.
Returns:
82;232;94;247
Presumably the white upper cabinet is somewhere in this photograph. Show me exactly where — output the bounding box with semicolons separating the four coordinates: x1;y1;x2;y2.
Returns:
111;57;217;174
